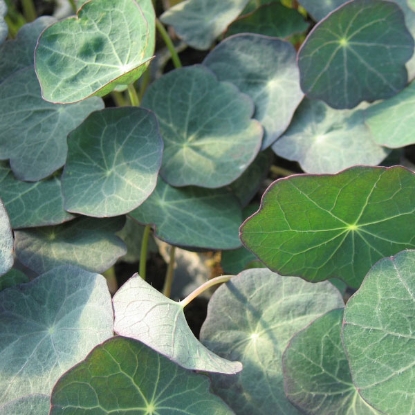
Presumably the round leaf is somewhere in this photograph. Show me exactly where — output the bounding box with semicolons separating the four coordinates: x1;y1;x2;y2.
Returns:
142;65;262;188
0;161;74;229
200;268;344;415
298;0;414;109
365;80;415;148
160;0;250;50
113;274;242;374
0;67;104;181
15;216;126;274
35;0;155;103
0;394;50;415
297;0;348;21
51;337;234;414
343;250;415;415
204;34;303;149
272;98;388;174
63;108;163;217
240;166;415;288
283;309;381;414
129;178;242;250
0;265;113;405
0;198;13;276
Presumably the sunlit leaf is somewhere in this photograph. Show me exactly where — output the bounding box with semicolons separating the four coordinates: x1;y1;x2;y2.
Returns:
129;178;242;250
0;394;50;415
62;108;163;217
0;199;13;276
297;0;348;21
35;0;155;103
160;0;250;50
142;65;262;188
113;274;242;374
298;0;414;108
241;166;415;288
15;216;126;274
50;337;234;414
200;268;344;415
0;0;7;46
0;265;113;405
272;98;388;174
0;68;104;181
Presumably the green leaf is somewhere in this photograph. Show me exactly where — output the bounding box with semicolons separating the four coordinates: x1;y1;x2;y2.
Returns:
226;3;309;39
272;99;388;174
0;161;74;228
35;0;155;103
204;35;302;149
0;67;104;181
15;216;126;274
229;149;273;207
160;0;250;50
343;249;415;415
62;108;163;217
50;336;234;414
0;265;114;405
297;0;348;21
0;268;29;292
365;80;415;148
200;268;344;415
0;199;13;276
240;166;415;288
283;309;380;414
142;65;262;188
113;274;242;374
0;0;7;45
0;16;56;83
129;178;242;250
0;394;50;415
298;0;414;109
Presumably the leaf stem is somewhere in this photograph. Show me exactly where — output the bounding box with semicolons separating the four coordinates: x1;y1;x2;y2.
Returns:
270;165;297;177
139;224;152;280
21;0;37;22
162;245;176;298
156;19;182;69
128;84;140;106
111;91;128;107
180;275;232;308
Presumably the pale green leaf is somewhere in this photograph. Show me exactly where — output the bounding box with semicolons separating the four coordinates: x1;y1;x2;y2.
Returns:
0;199;13;276
200;268;344;415
113;274;242;374
35;0;155;103
62;108;163;217
204;34;303;149
0;394;49;415
142;65;262;188
298;0;348;21
0;265;114;405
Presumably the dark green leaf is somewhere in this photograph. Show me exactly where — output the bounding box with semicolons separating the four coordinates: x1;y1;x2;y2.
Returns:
63;108;163;217
343;249;415;415
113;274;242;373
204;35;303;149
283;309;380;414
51;337;234;414
0;68;104;181
200;268;344;415
35;0;155;103
160;0;250;50
298;0;414;109
241;166;415;288
0;265;113;405
15;216;126;274
272;99;388;174
0;161;74;228
129;178;242;250
142;65;262;188
0;268;29;292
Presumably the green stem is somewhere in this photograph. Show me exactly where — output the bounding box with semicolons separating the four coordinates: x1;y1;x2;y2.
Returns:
138;66;152;102
270;165;296;177
128;84;140;106
68;0;77;13
180;275;232;308
162;246;176;298
21;0;37;22
156;19;182;69
139;225;152;280
111;91;128;107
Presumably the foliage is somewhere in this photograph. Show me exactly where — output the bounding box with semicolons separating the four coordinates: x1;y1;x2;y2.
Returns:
1;0;415;413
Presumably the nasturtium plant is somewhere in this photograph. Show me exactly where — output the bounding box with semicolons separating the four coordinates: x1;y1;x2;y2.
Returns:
3;0;415;413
